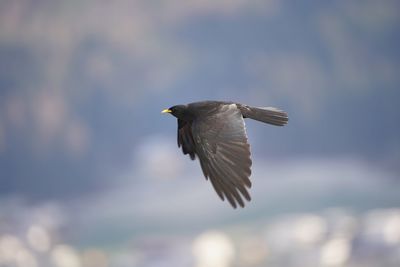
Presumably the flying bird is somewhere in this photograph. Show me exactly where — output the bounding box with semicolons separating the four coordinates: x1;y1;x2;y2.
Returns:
162;101;288;208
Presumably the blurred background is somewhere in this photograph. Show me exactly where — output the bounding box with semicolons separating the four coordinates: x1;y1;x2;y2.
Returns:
0;0;400;266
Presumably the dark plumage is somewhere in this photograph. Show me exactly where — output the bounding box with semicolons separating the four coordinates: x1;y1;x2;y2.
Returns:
162;101;288;208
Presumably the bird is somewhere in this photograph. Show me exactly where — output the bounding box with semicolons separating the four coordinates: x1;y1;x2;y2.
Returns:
162;101;288;208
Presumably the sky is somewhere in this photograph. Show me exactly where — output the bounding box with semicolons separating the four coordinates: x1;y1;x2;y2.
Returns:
0;1;399;266
0;0;399;199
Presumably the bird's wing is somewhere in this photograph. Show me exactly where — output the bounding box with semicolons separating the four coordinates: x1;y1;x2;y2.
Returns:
177;119;196;160
191;104;252;208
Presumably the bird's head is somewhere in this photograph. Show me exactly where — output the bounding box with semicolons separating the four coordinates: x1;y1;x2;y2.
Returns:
161;105;191;120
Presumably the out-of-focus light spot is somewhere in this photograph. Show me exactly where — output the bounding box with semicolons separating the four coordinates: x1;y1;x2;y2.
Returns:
51;244;81;267
383;212;400;244
364;209;400;244
293;215;327;245
238;237;268;266
325;209;357;239
32;203;66;231
320;238;351;266
111;250;140;267
0;234;23;262
27;224;51;252
16;248;38;267
82;249;108;267
192;230;234;267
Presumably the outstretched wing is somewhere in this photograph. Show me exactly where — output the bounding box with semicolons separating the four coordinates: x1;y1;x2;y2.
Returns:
191;104;252;208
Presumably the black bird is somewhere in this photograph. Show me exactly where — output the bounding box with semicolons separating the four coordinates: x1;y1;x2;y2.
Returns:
162;101;288;208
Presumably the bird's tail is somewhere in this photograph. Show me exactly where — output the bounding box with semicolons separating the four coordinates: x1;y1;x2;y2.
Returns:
240;106;288;126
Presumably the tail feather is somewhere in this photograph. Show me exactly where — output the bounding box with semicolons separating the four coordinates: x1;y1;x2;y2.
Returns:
239;105;288;126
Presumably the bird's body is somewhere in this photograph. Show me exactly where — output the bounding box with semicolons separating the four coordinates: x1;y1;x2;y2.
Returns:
162;101;288;208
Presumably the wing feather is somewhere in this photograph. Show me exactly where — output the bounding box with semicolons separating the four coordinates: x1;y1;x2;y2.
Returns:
191;104;253;208
177;119;196;160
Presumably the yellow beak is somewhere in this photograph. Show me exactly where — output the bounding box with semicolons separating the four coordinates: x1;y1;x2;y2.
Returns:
161;109;172;114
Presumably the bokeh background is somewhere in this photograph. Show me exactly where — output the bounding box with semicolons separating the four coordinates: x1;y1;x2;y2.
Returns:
1;1;400;266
